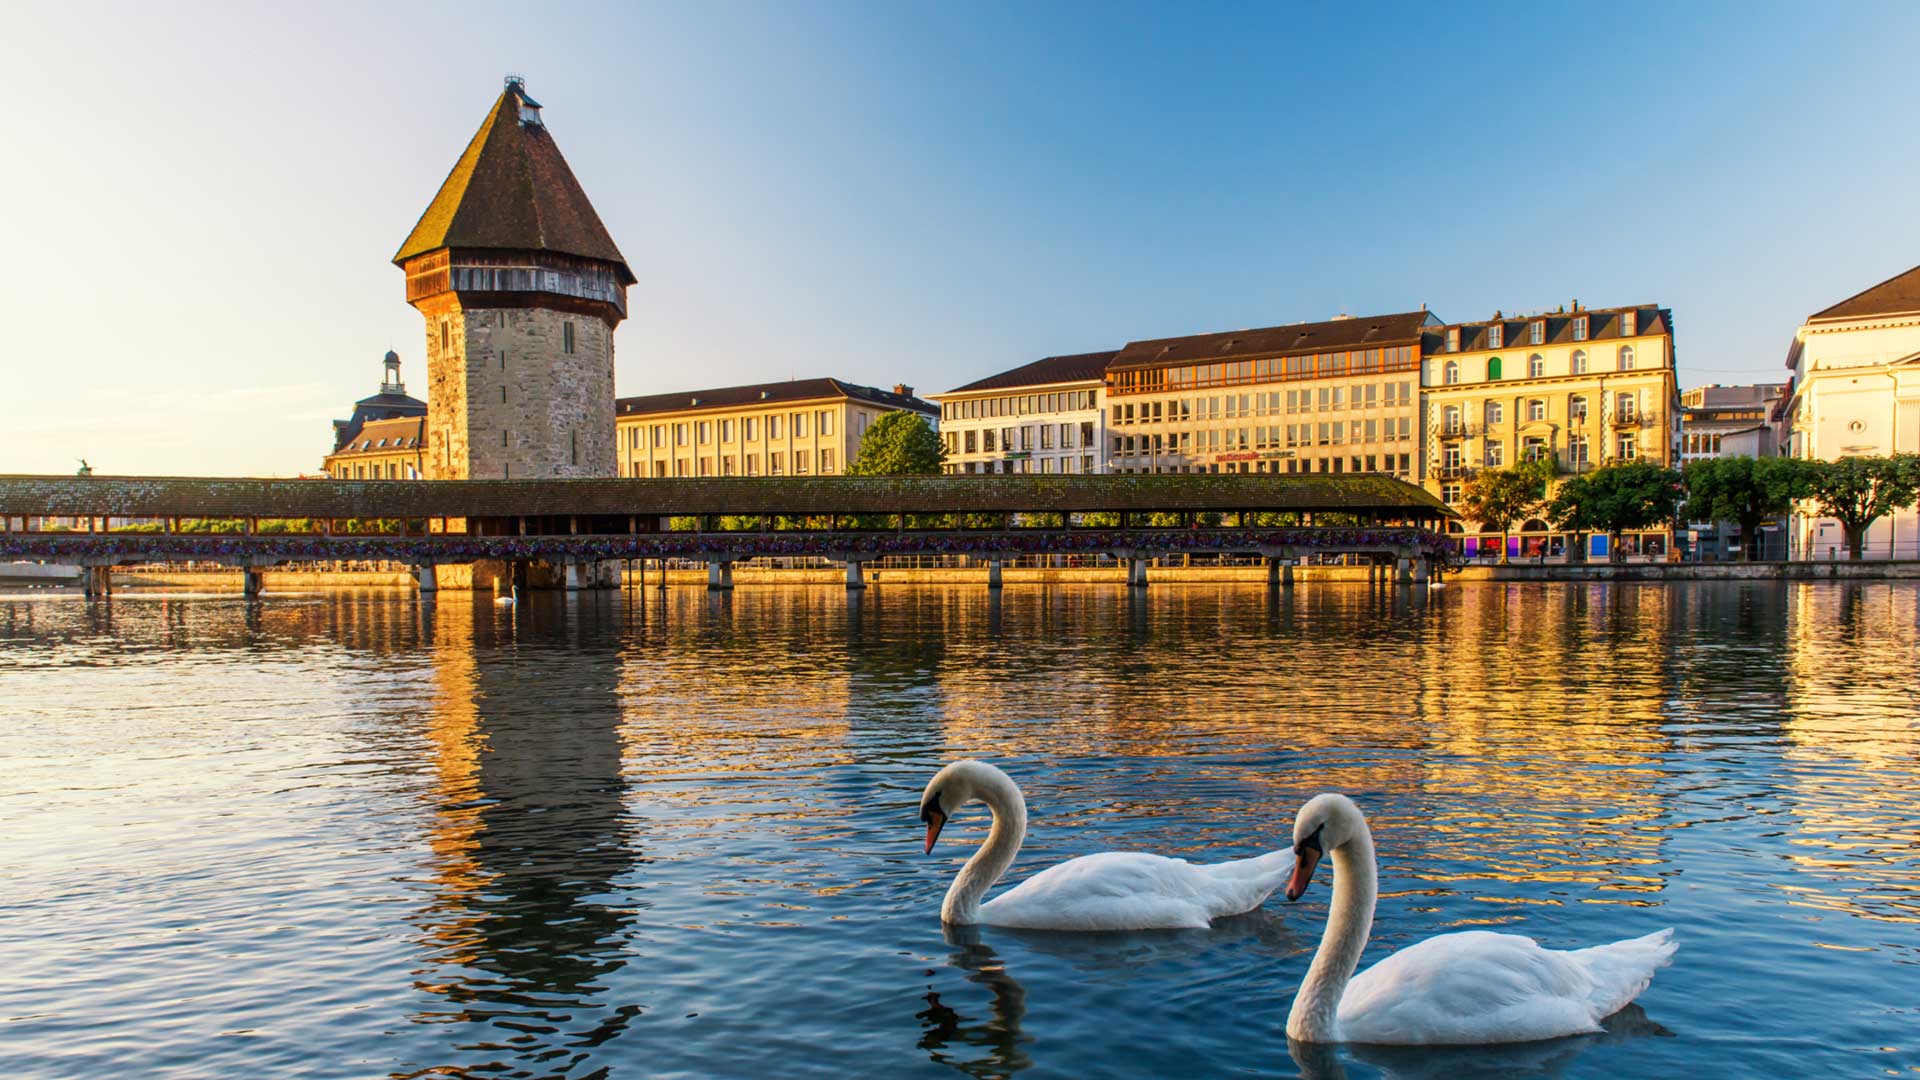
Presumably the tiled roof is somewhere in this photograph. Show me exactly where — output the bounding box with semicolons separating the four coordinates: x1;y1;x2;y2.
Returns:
1808;264;1920;322
616;378;937;418
1107;311;1437;372
393;82;632;282
1423;305;1671;354
0;473;1452;519
942;351;1118;394
328;417;424;458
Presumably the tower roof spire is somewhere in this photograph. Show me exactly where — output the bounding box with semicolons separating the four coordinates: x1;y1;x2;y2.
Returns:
393;78;631;282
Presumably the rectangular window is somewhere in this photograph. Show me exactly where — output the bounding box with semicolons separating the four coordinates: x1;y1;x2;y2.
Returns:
819;410;833;436
795;413;809;437
746;454;759;475
965;430;977;453
744;417;756;441
699;457;713;476
769;415;782;439
1617;433;1636;460
1488;324;1503;349
722;455;735;476
698;421;712;443
1486;440;1504;467
676;458;689;477
720;419;734;442
1573;315;1588;342
1569;435;1589;467
983;429;996;453
1622;310;1637;336
770;451;784;475
1617;392;1636;421
820;449;834;473
795;450;810;474
675;423;688;446
1040;425;1053;450
1527;399;1546;422
563;321;576;354
1529;320;1544;345
500;385;507;403
1446;327;1460;352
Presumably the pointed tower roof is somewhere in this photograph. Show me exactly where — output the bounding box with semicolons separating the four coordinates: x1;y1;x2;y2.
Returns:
1809;264;1920;322
394;79;632;283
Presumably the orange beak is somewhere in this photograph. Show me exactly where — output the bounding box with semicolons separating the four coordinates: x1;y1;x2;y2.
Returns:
923;809;947;854
1286;838;1323;901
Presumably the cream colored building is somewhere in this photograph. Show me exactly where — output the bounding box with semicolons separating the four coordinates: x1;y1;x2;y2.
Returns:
1421;304;1679;559
324;416;426;480
1780;265;1920;560
930;351;1112;475
1100;311;1434;478
615;378;937;478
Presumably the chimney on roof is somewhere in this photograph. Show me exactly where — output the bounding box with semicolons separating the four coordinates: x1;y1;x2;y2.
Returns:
1571;299;1580;312
893;383;913;397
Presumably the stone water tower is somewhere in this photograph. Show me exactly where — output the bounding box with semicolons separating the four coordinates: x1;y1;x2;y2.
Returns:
394;76;632;483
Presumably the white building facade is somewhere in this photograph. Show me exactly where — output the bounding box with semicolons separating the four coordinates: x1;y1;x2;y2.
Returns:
1781;265;1920;560
931;351;1114;474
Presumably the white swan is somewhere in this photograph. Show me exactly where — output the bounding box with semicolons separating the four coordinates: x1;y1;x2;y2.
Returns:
494;584;517;608
1283;792;1676;1045
919;760;1291;931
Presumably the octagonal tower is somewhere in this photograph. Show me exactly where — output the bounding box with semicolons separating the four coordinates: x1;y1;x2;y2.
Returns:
395;77;632;482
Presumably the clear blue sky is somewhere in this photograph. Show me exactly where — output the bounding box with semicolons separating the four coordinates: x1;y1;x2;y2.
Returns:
4;2;1917;476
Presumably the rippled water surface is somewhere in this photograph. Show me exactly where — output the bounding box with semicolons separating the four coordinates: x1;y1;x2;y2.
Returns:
3;582;1918;1078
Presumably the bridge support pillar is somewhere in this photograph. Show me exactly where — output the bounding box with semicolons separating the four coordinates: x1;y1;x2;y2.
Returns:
1266;557;1279;589
243;566;264;599
1395;557;1414;584
845;560;866;590
82;564;112;598
987;559;1003;589
1127;557;1150;588
707;560;734;591
564;561;589;591
415;564;438;593
657;558;670;590
1412;556;1430;585
1282;559;1295;588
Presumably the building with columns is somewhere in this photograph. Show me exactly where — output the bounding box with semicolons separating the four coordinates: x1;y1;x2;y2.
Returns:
1780;264;1920;560
394;77;632;483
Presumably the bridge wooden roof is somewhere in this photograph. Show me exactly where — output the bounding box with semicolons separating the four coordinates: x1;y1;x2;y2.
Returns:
0;474;1452;519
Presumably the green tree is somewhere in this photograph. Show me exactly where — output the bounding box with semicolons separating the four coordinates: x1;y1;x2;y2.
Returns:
1681;456;1812;561
1803;454;1920;560
1546;460;1683;563
1460;458;1554;563
847;411;945;476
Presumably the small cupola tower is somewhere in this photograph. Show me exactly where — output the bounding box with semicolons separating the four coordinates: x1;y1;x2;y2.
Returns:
394;76;633;481
381;349;405;395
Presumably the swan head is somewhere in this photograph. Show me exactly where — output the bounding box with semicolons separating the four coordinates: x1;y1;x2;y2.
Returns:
1285;792;1365;901
919;759;1012;855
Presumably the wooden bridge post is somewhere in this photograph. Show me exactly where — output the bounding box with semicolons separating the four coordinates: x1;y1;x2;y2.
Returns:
845;559;866;590
1266;556;1280;589
1396;556;1414;584
1127;556;1150;588
243;565;264;598
707;559;734;591
987;558;1003;589
656;557;669;590
415;564;438;593
1282;559;1294;588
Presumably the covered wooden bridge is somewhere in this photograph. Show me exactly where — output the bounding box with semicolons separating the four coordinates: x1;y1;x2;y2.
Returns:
0;473;1454;593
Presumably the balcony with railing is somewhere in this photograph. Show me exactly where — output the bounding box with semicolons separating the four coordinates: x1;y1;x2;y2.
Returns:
1437;422;1479;440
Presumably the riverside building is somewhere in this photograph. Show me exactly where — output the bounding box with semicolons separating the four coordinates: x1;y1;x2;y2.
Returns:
614;379;937;478
1780;264;1920;559
1421;303;1680;559
323;351;428;479
1100;311;1435;476
930;351;1114;474
1680;384;1785;461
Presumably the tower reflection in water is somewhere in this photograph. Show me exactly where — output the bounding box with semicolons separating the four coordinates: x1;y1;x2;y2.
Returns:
406;595;639;1079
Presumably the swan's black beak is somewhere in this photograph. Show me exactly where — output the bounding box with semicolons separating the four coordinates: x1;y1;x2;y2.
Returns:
921;798;947;855
1286;827;1324;901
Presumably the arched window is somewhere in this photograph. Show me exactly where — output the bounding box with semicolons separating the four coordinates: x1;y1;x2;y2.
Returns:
1571;349;1588;375
1619;345;1635;370
1444;361;1459;385
1528;354;1544;378
1487;356;1503;380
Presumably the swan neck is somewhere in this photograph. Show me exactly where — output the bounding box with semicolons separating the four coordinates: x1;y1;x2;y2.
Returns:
1287;820;1377;1043
941;771;1025;924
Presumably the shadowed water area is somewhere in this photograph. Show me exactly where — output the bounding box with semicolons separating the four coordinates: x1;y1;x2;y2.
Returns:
1;582;1916;1078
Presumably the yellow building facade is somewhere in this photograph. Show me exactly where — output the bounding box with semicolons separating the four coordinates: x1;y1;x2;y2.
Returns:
323;416;426;479
614;378;937;478
1421;304;1679;559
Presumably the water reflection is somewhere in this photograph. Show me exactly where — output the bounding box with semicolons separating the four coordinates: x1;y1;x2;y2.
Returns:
406;595;639;1079
1287;1004;1671;1080
919;925;1031;1079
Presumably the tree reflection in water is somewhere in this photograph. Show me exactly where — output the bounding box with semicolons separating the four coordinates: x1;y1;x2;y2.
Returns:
402;594;640;1080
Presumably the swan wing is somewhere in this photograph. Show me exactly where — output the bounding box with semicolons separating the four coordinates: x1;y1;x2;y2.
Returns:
979;852;1224;931
1337;931;1609;1045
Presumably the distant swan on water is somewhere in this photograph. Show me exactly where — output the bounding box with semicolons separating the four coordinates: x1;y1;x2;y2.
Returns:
919;759;1293;931
494;584;517;608
1282;793;1676;1045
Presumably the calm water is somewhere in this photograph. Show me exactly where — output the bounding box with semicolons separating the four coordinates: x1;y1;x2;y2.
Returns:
2;582;1917;1079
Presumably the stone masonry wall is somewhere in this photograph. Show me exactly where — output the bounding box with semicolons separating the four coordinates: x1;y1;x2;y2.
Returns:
437;305;616;481
422;300;472;480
